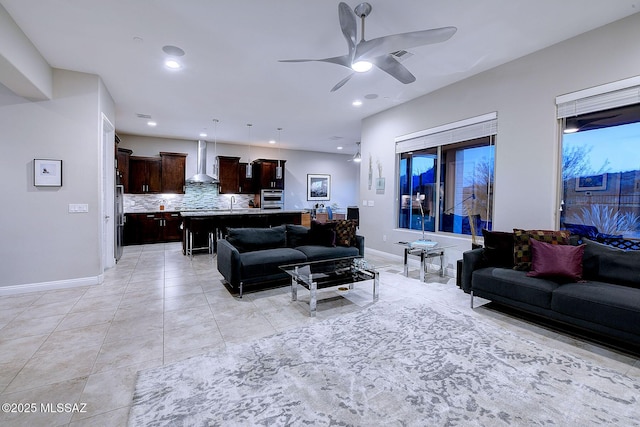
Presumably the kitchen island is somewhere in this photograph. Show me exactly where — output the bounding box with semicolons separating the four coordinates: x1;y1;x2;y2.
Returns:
180;209;311;255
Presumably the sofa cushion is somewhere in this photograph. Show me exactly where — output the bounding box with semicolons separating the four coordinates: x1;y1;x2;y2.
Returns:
309;220;336;247
481;229;514;268
295;245;359;262
513;229;570;271
226;225;286;253
286;224;310;248
526;239;584;281
332;219;357;247
582;239;640;288
472;267;559;309
240;247;307;278
551;281;640;336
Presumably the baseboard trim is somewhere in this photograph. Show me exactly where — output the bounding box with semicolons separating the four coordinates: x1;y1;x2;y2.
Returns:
0;274;103;296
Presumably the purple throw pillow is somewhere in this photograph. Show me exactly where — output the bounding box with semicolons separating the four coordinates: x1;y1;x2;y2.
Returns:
527;238;584;281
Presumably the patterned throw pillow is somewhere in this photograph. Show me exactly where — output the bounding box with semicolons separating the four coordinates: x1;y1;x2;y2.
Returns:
332;219;357;247
513;229;570;271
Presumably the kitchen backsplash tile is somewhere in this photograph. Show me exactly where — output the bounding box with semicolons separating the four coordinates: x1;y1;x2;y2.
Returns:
124;183;255;212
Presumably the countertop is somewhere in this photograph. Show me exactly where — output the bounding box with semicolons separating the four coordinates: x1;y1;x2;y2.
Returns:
179;209;308;217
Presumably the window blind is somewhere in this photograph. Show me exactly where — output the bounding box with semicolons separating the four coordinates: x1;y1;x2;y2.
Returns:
395;112;497;154
556;76;640;119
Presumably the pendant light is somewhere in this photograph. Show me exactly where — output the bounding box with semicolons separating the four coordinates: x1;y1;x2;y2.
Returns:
276;127;283;179
246;123;253;178
212;119;219;178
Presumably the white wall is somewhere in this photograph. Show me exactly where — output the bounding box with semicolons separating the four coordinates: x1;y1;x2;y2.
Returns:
0;69;115;291
360;12;640;272
118;134;360;210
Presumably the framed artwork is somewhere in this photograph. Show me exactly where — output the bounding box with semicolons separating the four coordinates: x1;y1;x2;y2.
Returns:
307;174;330;200
34;159;62;187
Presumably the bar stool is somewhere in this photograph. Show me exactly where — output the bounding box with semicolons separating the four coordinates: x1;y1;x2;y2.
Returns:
186;218;215;259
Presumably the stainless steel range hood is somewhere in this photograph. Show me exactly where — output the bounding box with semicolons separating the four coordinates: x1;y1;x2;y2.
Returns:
186;140;219;184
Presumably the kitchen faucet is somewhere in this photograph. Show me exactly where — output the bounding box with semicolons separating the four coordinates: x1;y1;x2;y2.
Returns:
230;195;236;211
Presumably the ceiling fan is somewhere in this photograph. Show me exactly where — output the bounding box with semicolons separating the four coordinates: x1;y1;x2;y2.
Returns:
279;2;457;92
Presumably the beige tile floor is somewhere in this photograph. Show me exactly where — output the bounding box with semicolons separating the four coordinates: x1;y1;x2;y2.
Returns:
0;242;638;427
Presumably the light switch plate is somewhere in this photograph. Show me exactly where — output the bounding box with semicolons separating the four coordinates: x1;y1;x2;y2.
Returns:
367;200;374;207
69;203;89;213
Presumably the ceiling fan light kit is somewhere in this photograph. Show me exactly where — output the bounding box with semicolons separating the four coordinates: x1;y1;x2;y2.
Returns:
351;60;373;72
279;2;456;91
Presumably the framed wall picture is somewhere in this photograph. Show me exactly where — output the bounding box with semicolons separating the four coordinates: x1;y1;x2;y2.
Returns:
307;174;330;201
34;159;63;187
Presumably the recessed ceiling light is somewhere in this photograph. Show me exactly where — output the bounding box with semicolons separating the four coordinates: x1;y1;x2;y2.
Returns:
164;59;181;69
352;100;363;107
200;132;207;137
364;94;378;100
337;146;343;150
269;140;276;144
147;121;157;127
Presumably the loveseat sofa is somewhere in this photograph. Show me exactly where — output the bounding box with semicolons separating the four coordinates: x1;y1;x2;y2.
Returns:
462;229;640;349
217;222;364;297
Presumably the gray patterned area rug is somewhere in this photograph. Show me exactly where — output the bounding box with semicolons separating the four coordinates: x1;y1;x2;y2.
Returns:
129;301;639;426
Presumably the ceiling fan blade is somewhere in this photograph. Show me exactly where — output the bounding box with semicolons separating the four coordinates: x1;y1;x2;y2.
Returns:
330;73;355;92
356;26;457;61
371;55;416;84
338;2;357;61
279;55;351;68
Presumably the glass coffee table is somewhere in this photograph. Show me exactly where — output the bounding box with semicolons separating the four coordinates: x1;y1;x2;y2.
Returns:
280;256;379;317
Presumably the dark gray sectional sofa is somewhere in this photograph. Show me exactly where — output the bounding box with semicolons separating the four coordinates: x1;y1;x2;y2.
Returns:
462;237;640;349
217;224;364;297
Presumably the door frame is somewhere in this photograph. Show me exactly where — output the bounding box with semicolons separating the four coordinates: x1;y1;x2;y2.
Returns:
101;113;116;272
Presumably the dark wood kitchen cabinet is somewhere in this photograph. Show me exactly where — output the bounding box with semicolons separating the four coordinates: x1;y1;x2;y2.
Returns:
162;212;183;241
252;159;285;190
160;152;187;194
217;156;240;194
116;148;132;193
128;152;187;194
124;212;182;245
239;163;254;194
129;157;162;194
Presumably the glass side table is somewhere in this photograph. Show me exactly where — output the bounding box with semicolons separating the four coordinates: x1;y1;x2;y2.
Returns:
395;241;453;282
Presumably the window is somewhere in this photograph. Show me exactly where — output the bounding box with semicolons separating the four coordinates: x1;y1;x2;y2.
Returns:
559;104;640;238
557;78;640;239
396;114;496;237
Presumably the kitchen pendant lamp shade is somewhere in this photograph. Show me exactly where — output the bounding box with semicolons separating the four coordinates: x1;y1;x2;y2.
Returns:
276;127;283;179
245;124;253;178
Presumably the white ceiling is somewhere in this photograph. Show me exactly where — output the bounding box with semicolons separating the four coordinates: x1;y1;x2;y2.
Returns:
2;0;639;154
